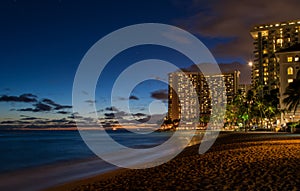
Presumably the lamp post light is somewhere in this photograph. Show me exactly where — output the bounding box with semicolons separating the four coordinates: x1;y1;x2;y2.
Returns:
248;61;253;67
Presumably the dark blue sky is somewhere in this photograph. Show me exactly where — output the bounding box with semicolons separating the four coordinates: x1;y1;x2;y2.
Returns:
1;0;298;126
0;0;212;124
0;0;185;99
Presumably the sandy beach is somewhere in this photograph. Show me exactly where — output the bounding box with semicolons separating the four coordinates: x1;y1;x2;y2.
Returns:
46;132;300;191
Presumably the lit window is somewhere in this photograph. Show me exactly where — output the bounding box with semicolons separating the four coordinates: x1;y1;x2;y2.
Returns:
263;49;268;54
287;57;293;62
288;79;294;83
287;67;294;75
295;56;299;62
277;39;283;44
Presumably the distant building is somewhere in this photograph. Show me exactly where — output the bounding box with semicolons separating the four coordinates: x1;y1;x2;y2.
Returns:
238;84;252;95
168;71;240;121
250;20;300;92
275;44;300;124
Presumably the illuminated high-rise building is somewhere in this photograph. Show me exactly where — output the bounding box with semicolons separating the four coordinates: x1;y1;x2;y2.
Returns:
276;44;300;125
250;20;300;92
168;71;239;121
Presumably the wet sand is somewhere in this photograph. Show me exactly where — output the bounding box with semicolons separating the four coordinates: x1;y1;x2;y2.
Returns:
47;132;300;191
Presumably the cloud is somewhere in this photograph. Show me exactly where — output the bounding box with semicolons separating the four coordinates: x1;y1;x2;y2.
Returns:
42;98;72;110
66;113;97;126
19;102;52;112
42;98;58;106
20;117;40;120
175;0;300;59
0;94;72;115
57;111;70;114
21;93;37;98
136;116;151;123
123;114;166;125
0;115;77;128
104;113;115;119
48;118;69;123
0;120;31;125
33;120;50;125
105;106;119;111
68;112;82;119
151;89;168;100
162;30;192;44
18;100;71;113
133;113;147;117
99;108;165;126
104;110;129;119
85;100;96;104
18;108;35;112
0;120;15;124
54;105;72;110
0;94;37;103
118;97;127;101
129;95;139;100
118;96;140;101
34;103;52;111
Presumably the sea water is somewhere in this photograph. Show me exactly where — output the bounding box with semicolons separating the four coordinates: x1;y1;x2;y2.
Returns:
0;130;173;173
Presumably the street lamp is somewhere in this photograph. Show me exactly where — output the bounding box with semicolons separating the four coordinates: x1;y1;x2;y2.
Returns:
248;61;253;67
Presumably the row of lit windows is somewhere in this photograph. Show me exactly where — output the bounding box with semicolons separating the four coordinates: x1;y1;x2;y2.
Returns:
255;21;300;29
287;56;300;62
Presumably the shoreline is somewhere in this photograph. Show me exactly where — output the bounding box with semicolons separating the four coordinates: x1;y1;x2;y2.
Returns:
0;130;207;191
0;156;119;191
45;132;300;191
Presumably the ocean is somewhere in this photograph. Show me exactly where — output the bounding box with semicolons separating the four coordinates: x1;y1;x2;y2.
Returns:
0;130;174;173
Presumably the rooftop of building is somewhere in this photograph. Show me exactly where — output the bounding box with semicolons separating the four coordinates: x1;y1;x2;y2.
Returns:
169;70;240;77
251;20;300;31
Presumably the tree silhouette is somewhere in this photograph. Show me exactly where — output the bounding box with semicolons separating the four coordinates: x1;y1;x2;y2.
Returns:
283;79;300;115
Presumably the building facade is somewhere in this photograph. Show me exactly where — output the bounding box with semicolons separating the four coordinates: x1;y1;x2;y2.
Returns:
238;84;252;95
276;44;300;124
168;71;240;121
250;20;300;92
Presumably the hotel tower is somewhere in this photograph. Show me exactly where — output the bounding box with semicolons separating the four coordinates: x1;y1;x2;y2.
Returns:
250;20;300;92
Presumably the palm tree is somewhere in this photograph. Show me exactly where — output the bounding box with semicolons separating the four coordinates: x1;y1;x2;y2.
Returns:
264;104;279;129
225;104;237;128
283;79;300;115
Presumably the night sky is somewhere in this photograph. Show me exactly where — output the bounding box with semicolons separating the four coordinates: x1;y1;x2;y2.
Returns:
1;0;300;127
